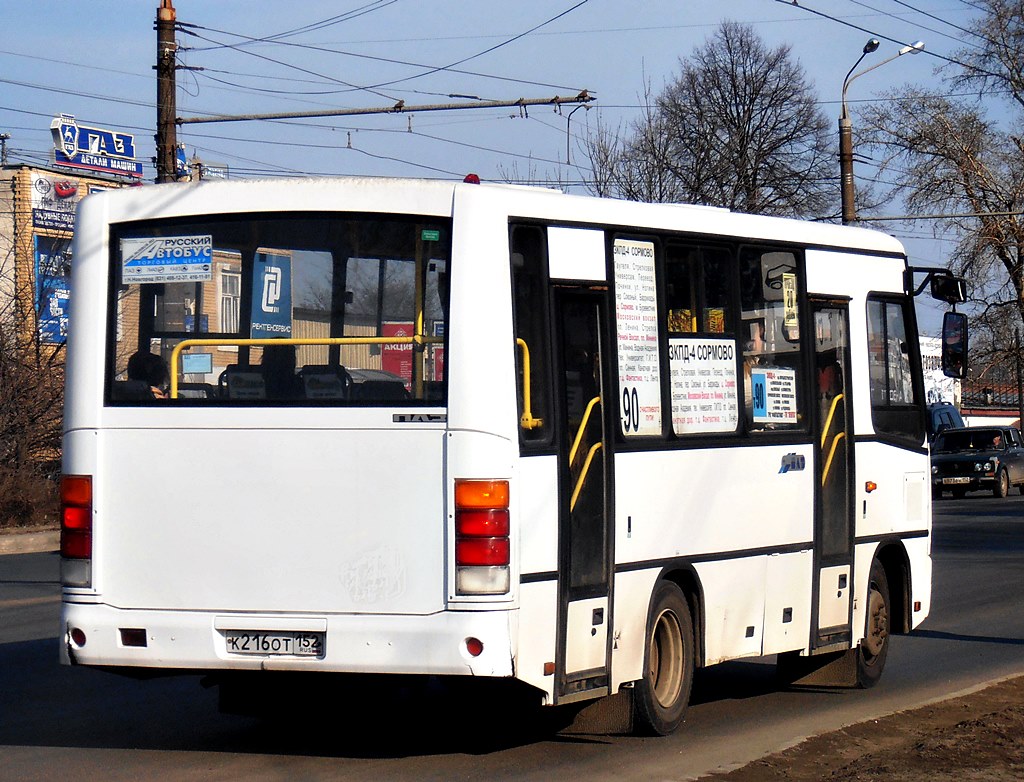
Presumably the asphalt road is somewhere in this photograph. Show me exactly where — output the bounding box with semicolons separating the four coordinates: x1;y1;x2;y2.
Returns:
2;495;1023;781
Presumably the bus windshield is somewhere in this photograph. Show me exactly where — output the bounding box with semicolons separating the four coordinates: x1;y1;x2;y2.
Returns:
107;213;450;405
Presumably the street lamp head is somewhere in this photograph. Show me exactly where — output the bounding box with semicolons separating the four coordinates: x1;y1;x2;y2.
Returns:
899;40;925;56
863;39;881;54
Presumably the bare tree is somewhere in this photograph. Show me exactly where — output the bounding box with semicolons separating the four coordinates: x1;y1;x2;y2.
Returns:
860;1;1024;373
585;21;836;218
0;239;64;527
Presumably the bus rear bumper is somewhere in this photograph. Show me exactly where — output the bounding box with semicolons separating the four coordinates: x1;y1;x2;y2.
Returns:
60;601;516;678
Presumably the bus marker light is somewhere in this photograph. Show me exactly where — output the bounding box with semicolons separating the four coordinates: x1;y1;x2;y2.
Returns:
465;637;484;657
70;628;87;647
544;662;555;676
914;601;922;612
865;481;877;493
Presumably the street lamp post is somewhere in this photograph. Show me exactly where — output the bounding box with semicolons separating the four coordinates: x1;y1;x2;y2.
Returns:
840;39;924;224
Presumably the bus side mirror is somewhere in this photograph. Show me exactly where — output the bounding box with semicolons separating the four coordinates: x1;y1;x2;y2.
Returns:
941;311;968;379
931;275;967;305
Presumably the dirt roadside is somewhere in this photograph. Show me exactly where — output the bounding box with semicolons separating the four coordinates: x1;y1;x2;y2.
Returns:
700;675;1024;781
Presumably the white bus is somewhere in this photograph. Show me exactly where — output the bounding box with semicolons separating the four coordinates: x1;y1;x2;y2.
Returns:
60;176;965;734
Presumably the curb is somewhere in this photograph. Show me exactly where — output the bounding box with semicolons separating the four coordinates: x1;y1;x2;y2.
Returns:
0;530;60;556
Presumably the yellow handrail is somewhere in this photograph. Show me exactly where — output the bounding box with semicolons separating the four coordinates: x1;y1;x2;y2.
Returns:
169;335;442;398
570;442;603;511
822;432;846;487
820;393;845;448
569;396;601;463
515;338;544;430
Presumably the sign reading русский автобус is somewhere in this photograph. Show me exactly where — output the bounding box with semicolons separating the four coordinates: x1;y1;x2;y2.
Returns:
50;114;143;179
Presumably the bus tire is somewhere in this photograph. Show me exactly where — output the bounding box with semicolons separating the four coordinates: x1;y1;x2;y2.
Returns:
856;560;890;688
633;580;694;735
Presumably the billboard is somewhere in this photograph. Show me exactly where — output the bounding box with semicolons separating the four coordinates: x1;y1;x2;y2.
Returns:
50;114;143;179
31;173;79;231
35;236;72;344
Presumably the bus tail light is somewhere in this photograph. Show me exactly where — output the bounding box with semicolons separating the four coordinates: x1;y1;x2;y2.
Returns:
60;474;93;587
454;479;510;595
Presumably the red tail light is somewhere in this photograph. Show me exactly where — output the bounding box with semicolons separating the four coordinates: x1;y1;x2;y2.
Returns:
456;537;510;566
455;479;510;594
61;475;92;559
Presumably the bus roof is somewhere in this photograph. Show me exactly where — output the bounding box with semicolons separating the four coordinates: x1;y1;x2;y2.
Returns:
82;175;906;257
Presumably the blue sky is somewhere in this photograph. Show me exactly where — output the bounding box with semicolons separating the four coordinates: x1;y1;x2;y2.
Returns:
0;1;989;333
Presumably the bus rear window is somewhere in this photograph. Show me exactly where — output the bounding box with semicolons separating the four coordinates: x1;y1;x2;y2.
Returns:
108;213;450;406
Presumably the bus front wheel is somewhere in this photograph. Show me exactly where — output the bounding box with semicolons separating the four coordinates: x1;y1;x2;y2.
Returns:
856;561;890;688
633;580;694;735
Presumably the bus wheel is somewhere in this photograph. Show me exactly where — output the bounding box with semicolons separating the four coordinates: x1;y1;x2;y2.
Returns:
856;561;890;688
634;581;694;735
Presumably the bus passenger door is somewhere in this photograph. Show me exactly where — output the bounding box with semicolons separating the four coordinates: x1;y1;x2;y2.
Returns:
811;301;855;649
553;289;613;703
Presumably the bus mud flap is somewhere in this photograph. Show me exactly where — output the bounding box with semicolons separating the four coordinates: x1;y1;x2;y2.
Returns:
778;648;858;688
559;690;634;735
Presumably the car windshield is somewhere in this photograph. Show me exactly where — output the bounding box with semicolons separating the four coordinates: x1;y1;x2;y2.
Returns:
933;429;1005;452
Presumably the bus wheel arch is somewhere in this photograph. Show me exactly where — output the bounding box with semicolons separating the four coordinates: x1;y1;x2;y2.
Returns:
872;542;911;635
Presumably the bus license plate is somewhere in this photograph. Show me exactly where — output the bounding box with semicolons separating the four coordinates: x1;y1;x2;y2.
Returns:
942;477;971;485
224;631;324;657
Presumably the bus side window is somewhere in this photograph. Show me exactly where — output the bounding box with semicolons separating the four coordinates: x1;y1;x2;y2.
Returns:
739;247;804;432
511;225;552;446
866;297;925;443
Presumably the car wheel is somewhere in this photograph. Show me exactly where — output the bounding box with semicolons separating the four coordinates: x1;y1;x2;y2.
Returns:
993;469;1009;498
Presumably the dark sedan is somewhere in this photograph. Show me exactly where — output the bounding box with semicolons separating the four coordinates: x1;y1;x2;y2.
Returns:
931;426;1024;499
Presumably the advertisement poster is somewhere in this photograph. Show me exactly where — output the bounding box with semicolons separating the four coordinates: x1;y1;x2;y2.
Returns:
31;173;79;231
250;252;293;339
613;238;662;436
121;235;213;284
382;321;415;388
35;236;72;344
669;337;739;434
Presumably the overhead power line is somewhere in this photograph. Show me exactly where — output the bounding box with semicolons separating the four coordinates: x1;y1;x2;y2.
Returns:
178;92;595;125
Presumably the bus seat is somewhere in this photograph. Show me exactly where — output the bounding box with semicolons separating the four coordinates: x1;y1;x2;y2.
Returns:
112;380;155;400
218;366;266;400
298;365;352;399
176;382;216;399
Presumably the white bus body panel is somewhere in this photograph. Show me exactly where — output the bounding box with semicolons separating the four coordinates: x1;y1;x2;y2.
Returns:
69;425;446;614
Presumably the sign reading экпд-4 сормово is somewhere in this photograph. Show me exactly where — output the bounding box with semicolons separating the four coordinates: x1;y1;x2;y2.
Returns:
120;235;213;284
50;114;144;179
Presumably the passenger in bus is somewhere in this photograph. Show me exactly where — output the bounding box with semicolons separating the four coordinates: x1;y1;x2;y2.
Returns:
127;350;169;400
261;344;300;399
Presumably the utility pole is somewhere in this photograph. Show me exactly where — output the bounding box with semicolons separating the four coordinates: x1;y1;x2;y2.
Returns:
155;0;177;183
0;133;9;166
